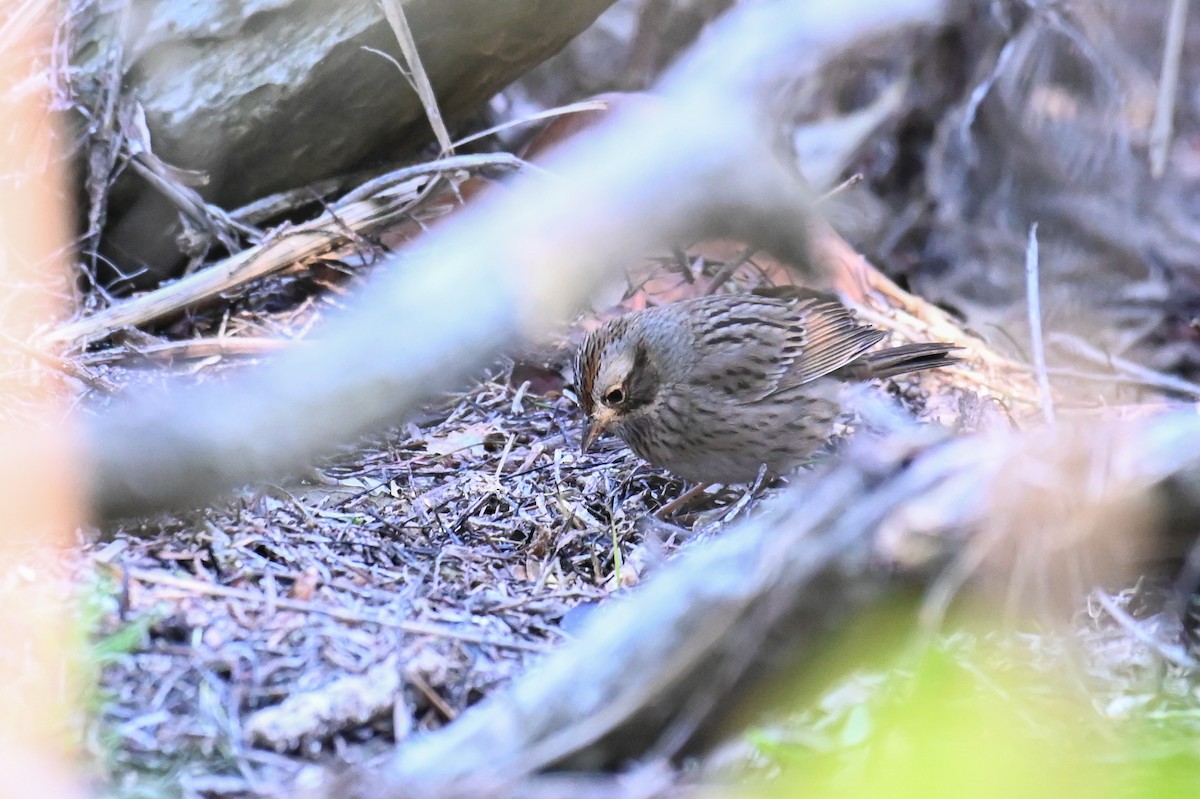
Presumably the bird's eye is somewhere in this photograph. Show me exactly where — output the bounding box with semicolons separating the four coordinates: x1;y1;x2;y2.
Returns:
603;387;625;406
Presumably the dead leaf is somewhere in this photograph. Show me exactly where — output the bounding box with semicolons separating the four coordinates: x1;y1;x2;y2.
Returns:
511;360;565;396
289;566;321;601
423;422;503;458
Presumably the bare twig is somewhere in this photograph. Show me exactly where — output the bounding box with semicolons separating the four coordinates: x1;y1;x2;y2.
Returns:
0;330;118;393
1024;223;1055;424
1149;0;1190;177
123;567;550;652
228;173;371;226
451;100;611;150
337;153;527;206
1092;590;1197;669
380;0;453;154
45;153;529;347
46;206;385;347
1047;333;1200;399
701;245;758;295
127;151;260;249
79;336;290;366
817;172;863;201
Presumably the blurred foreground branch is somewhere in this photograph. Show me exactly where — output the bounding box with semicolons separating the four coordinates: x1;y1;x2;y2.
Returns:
0;8;87;799
315;407;1200;798
81;0;949;520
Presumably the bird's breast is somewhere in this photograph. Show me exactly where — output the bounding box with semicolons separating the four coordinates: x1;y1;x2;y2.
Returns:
609;388;836;484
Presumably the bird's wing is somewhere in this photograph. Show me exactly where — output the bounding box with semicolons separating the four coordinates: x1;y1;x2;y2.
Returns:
687;294;884;404
780;297;886;387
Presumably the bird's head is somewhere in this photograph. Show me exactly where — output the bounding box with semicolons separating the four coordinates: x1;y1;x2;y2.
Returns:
575;323;661;453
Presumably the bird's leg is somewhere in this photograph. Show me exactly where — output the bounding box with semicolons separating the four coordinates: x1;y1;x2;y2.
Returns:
655;482;714;518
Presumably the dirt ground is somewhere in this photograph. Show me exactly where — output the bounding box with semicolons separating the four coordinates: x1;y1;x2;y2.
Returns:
75;254;875;792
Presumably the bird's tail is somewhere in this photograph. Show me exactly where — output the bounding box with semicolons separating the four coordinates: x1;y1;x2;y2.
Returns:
836;342;961;380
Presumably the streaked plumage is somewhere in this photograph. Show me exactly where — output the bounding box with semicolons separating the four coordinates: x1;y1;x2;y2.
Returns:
574;292;958;484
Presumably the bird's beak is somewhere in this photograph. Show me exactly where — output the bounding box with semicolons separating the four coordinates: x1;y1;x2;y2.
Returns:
581;419;606;453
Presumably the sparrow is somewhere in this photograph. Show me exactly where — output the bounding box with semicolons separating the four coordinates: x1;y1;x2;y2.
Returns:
574;292;958;484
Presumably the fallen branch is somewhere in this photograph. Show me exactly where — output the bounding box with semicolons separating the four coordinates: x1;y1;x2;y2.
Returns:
79;335;290;366
246;655;403;752
46;153;528;347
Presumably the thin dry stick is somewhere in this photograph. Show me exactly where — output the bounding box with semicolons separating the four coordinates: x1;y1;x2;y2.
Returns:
380;0;453;154
1092;590;1197;669
702;245;758;295
45;204;382;346
0;330;118;393
229;172;372;226
1150;0;1190;178
1047;332;1200;398
338;153;527;205
127;153;259;246
817;172;863;202
451;100;611;150
46;149;529;348
46;162;458;346
124;568;550;652
1025;222;1055;424
80;336;291;366
408;671;459;721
